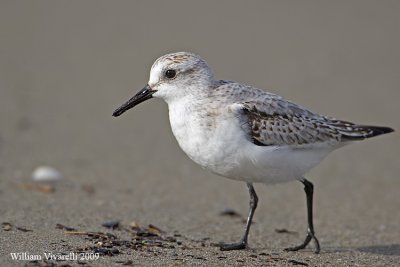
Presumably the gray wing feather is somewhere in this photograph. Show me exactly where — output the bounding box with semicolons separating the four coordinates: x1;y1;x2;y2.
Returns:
213;81;393;146
241;102;392;146
241;102;341;146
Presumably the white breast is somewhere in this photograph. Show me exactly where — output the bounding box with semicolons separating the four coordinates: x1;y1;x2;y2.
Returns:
168;99;246;175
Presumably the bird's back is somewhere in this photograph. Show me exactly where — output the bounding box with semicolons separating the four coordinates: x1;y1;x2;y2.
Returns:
211;80;394;148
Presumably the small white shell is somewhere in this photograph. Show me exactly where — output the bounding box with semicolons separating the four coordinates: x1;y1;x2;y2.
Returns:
32;166;62;182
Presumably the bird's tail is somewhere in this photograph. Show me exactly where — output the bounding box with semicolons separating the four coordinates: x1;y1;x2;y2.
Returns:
339;125;394;141
325;118;394;141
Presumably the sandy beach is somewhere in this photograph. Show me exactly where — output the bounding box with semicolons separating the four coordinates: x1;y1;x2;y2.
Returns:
1;1;399;266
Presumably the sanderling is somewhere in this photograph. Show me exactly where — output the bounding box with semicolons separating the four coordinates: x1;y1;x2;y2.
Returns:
113;52;393;253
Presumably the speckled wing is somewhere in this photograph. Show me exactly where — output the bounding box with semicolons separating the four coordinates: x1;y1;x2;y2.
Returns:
238;101;393;147
212;81;392;146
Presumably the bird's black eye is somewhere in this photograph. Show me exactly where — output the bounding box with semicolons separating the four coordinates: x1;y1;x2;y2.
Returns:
165;69;176;79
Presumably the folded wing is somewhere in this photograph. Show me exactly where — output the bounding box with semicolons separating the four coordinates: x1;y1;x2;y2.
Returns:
238;102;393;147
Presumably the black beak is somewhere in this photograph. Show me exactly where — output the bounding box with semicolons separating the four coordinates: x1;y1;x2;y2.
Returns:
113;85;155;117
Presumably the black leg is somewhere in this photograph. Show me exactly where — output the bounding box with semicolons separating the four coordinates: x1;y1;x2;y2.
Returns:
220;183;258;251
285;178;320;254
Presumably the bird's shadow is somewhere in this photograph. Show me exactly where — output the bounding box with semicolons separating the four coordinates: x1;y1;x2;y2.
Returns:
357;244;400;256
290;244;400;256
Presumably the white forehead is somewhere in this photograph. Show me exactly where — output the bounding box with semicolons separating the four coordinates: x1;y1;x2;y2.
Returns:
148;61;164;86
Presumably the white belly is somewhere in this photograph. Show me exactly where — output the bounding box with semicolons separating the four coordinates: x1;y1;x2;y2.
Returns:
168;102;333;184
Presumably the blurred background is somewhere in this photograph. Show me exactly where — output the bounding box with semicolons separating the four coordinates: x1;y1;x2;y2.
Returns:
0;0;399;265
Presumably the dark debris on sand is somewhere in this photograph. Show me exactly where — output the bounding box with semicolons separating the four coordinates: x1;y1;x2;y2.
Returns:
45;221;307;266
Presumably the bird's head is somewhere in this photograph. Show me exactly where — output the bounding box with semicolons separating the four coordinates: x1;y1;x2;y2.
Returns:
113;52;213;117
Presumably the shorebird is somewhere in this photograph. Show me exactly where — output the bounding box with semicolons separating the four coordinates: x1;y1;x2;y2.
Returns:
113;52;393;253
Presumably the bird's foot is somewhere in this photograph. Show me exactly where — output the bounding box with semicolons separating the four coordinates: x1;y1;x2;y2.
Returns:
284;233;320;254
219;240;247;251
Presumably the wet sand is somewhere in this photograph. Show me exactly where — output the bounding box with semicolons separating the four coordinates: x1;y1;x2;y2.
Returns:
0;1;399;266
